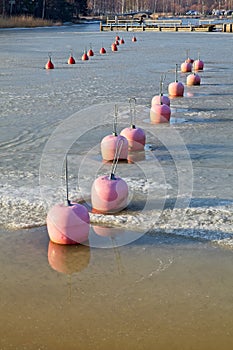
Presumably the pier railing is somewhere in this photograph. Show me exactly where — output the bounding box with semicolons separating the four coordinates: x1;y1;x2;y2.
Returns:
100;18;233;32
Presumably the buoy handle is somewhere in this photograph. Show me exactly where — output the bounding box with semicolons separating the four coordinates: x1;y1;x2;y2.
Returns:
110;138;123;179
113;104;118;136
129;97;136;128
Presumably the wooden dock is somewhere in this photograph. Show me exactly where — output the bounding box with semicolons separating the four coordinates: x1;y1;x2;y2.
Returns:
100;19;233;33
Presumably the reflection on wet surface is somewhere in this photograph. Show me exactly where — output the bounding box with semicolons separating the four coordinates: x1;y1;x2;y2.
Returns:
1;227;233;349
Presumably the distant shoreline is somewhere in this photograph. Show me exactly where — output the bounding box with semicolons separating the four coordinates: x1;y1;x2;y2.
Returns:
0;14;232;29
0;15;61;28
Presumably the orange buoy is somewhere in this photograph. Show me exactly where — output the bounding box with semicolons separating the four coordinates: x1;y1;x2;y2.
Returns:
87;45;94;57
132;36;137;42
82;50;89;61
111;43;118;52
45;56;54;69
119;38;125;44
67;54;75;65
168;64;184;97
186;72;201;86
100;47;106;54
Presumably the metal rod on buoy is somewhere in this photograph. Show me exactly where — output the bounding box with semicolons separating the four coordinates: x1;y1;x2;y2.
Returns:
113;104;118;136
129;97;136;128
175;64;178;82
65;155;71;206
159;74;166;104
109;139;124;180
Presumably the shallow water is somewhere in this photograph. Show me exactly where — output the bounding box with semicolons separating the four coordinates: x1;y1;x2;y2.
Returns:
1;227;233;350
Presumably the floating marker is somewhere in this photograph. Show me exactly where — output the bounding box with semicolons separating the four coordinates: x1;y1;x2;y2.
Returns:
46;156;90;245
101;105;128;161
82;50;89;61
91;139;128;214
168;64;184;97
151;74;170;107
120;98;146;151
45;55;54;69
68;51;75;64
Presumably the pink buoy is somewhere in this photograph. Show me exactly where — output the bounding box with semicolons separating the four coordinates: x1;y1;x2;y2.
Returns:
193;59;204;71
187;72;201;86
47;203;90;245
150;103;171;124
168;82;184;97
100;46;106;54
111;43;118;52
181;61;192;73
185;49;194;64
168;64;184;97
151;74;170;107
115;35;120;41
185;57;194;64
115;40;119;46
91;176;128;214
101;134;128;161
120;98;146;152
45;55;54;69
132;36;137;42
101;106;128;161
48;241;90;274
67;53;75;65
82;50;89;61
151;95;170;106
119;38;125;44
46;157;90;245
91;141;128;214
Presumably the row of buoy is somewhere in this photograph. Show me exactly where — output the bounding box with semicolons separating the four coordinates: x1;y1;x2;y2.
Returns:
45;34;138;69
150;51;205;124
46;43;205;245
46;99;146;245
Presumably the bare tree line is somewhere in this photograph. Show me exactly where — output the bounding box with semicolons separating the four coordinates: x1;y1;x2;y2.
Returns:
0;0;232;20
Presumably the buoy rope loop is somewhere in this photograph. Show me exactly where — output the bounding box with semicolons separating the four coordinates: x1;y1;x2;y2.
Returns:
109;138;124;180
